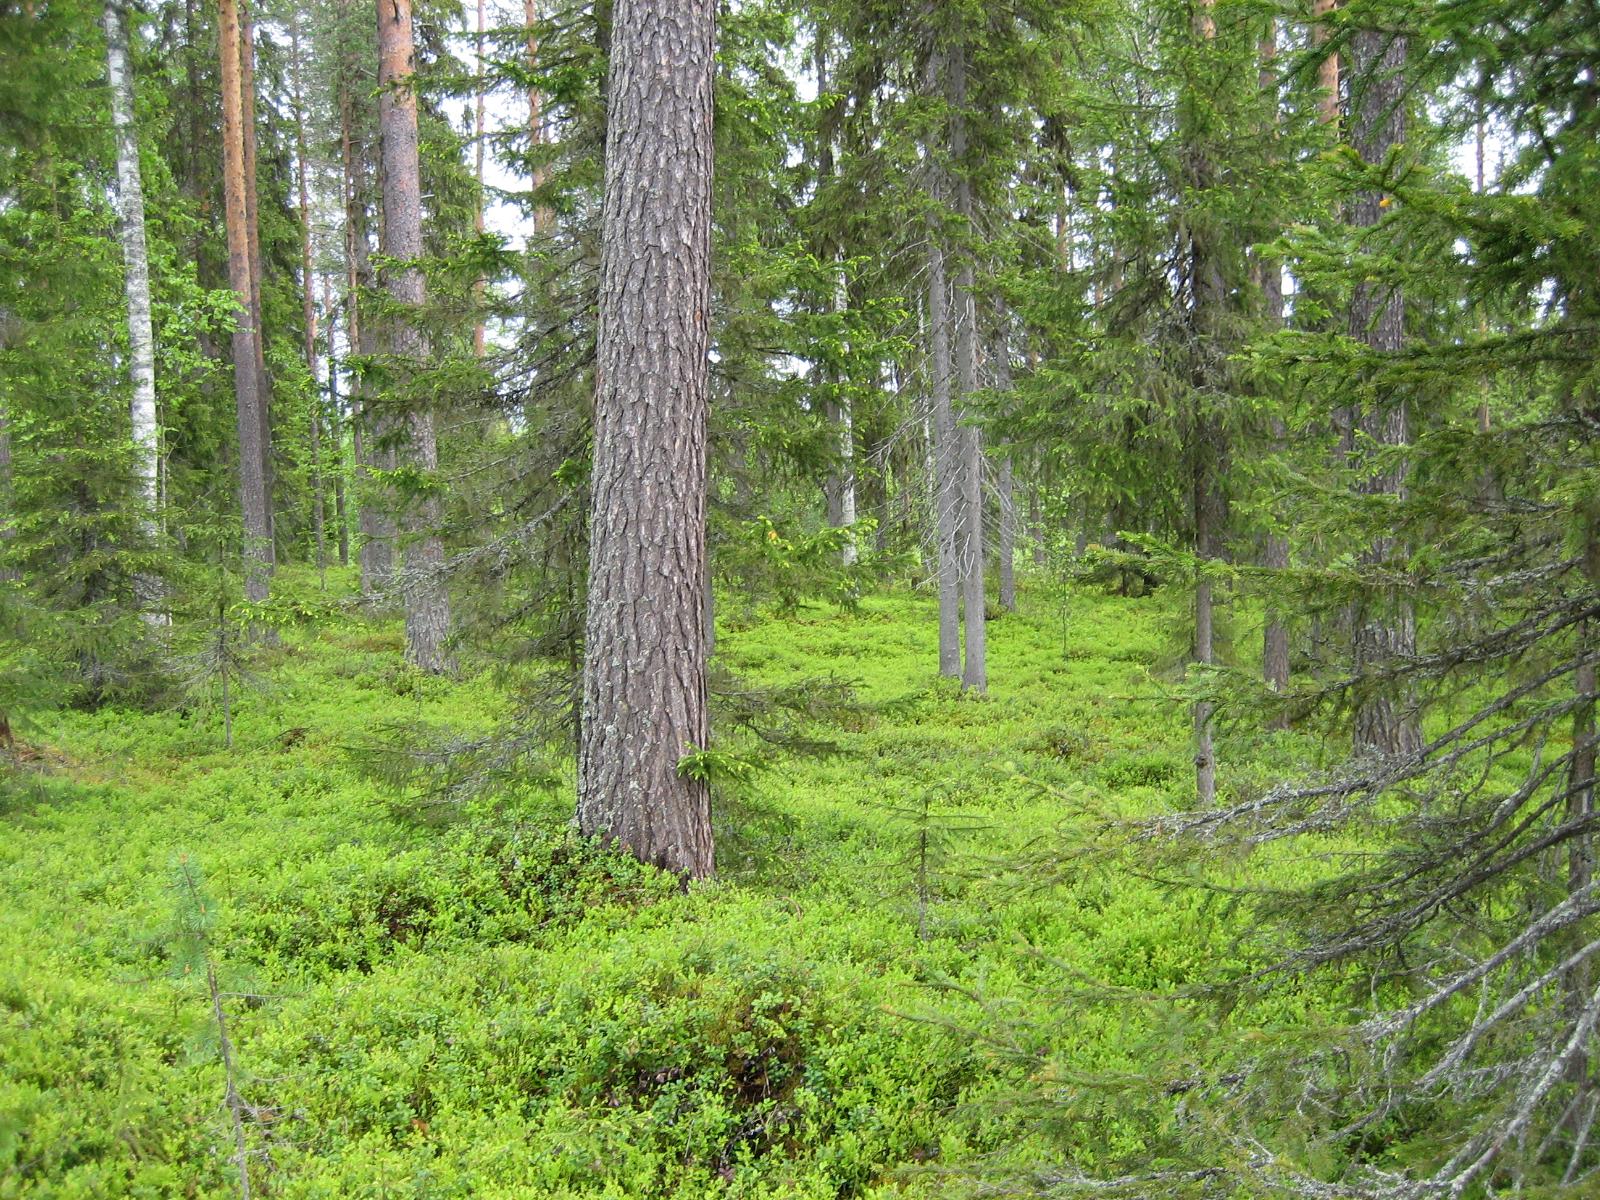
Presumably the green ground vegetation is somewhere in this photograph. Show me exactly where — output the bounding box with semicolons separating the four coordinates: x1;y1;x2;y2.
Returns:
2;575;1375;1198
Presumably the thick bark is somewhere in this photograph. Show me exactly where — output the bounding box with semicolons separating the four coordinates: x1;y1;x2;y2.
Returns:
290;14;326;584
104;0;162;616
376;0;453;672
577;0;716;879
239;0;273;545
219;0;272;602
950;40;986;695
1348;27;1421;758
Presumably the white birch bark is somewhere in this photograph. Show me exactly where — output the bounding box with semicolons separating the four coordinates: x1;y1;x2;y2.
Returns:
105;0;163;619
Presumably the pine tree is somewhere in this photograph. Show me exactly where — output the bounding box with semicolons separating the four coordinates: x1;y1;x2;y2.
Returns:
375;0;453;673
577;0;717;878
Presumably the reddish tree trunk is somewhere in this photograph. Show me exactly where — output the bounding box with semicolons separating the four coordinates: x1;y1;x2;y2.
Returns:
219;0;272;602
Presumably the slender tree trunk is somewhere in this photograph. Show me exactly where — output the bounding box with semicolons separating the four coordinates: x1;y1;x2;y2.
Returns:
290;14;327;586
340;27;394;597
104;0;163;617
239;0;273;548
183;0;203;198
1475;107;1492;436
219;0;271;603
1260;18;1291;722
830;258;859;566
322;276;351;567
950;38;985;694
472;0;487;358
1314;0;1341;128
376;0;453;671
928;232;961;678
1029;481;1046;568
992;310;1017;612
577;0;716;879
1348;27;1421;758
924;42;961;678
1190;0;1226;803
813;35;857;566
0;310;14;580
524;0;551;234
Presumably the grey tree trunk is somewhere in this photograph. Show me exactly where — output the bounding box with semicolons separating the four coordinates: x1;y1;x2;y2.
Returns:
924;44;960;679
577;0;716;880
290;13;326;586
1030;479;1046;568
813;36;858;565
927;232;961;678
1190;0;1225;805
376;0;453;672
104;0;163;616
219;0;271;603
1259;19;1290;724
992;315;1016;612
0;310;14;579
322;276;351;567
339;43;394;599
472;0;487;358
1348;27;1421;758
831;258;858;567
1568;611;1598;1076
950;40;986;695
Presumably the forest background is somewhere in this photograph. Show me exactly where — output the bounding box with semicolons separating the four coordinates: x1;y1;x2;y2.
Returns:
2;0;1599;1196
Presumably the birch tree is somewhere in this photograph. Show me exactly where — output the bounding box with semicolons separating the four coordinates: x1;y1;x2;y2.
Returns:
103;0;161;615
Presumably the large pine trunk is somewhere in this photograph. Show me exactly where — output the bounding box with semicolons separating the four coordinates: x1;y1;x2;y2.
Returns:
1348;28;1421;758
376;0;453;672
239;0;273;549
577;0;716;879
218;0;272;603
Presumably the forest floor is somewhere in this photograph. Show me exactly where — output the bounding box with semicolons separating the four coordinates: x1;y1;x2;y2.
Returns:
1;577;1329;1198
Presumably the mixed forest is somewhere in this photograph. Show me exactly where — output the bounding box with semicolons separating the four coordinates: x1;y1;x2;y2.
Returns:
2;0;1599;1196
